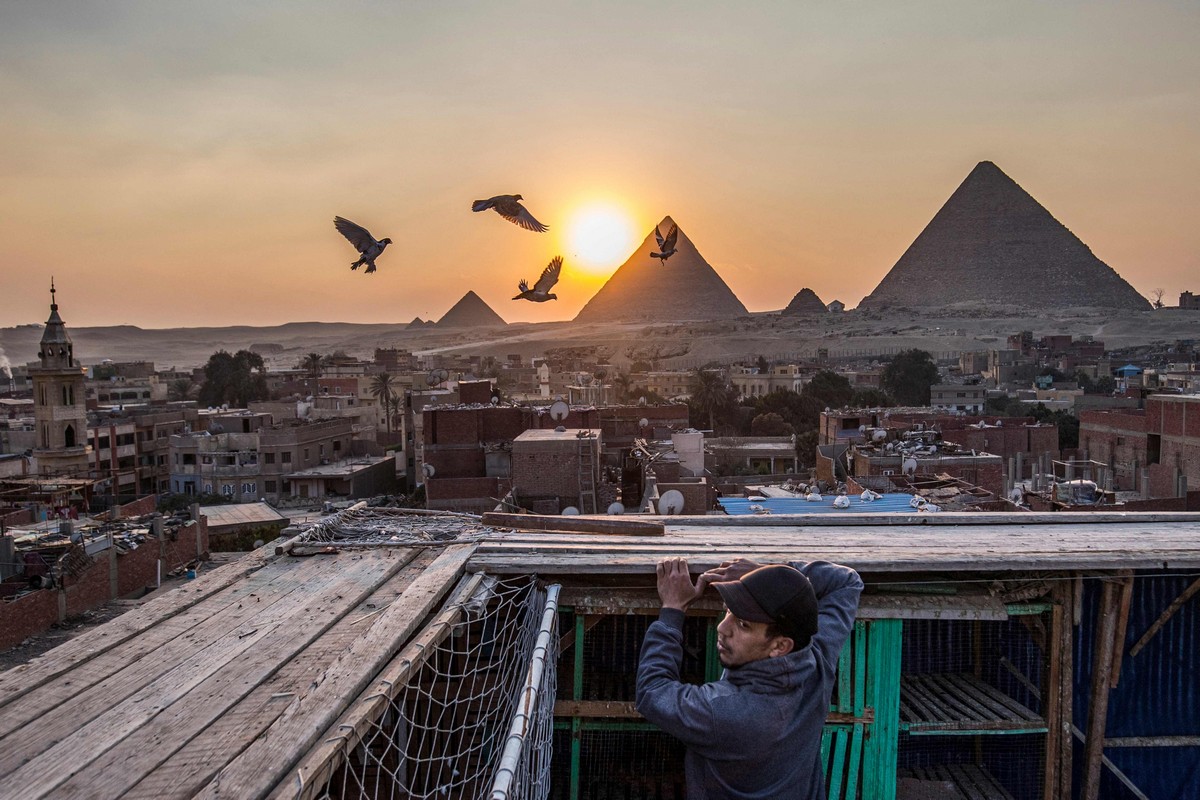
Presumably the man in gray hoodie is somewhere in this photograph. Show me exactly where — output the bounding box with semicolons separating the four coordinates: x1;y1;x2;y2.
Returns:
636;557;863;799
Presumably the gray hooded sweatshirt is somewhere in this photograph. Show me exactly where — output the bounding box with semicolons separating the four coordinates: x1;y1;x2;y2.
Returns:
636;561;864;799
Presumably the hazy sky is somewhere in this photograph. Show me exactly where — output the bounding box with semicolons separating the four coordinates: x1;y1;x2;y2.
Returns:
1;1;1196;329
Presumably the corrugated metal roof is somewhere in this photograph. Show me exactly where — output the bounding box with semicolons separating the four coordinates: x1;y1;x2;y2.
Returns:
719;493;919;515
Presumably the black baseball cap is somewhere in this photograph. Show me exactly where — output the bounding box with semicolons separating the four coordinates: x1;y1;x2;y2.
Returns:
715;564;819;647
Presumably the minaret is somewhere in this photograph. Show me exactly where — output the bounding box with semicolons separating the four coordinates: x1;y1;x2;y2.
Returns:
31;280;92;475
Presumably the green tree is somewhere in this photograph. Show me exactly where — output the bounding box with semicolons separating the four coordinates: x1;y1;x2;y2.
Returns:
371;372;397;435
881;349;939;406
802;370;854;410
755;355;770;374
168;378;196;402
850;387;893;408
198;350;268;407
688;369;735;432
750;412;795;437
752;389;823;433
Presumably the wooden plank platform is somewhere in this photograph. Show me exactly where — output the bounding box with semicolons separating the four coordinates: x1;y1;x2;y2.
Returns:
466;515;1200;574
0;544;475;800
900;673;1046;733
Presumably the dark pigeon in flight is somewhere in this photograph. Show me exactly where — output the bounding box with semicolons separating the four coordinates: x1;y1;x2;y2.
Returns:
334;216;392;273
513;256;563;302
472;194;548;233
650;223;678;265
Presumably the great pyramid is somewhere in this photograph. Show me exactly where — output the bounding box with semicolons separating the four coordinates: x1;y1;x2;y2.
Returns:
436;291;507;328
860;161;1151;311
573;216;748;323
782;288;827;315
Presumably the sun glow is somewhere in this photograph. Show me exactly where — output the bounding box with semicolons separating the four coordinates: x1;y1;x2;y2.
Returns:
565;204;637;273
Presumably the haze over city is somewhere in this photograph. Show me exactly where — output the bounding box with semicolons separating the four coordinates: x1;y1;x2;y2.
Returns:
1;1;1197;329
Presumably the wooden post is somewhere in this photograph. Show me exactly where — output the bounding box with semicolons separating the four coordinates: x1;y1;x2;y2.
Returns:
1044;579;1074;800
1082;578;1119;800
1109;571;1134;689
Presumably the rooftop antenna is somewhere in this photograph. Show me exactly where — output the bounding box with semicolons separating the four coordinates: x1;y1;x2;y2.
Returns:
549;400;570;432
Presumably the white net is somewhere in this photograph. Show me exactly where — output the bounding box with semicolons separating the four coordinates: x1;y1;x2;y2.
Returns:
312;575;559;800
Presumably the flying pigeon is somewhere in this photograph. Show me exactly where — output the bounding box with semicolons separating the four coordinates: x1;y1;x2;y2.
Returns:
650;223;678;264
513;256;563;302
334;216;392;273
471;194;548;233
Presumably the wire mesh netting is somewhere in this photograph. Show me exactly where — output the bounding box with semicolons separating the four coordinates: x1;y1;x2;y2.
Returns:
294;506;494;548
898;614;1050;800
314;575;558;800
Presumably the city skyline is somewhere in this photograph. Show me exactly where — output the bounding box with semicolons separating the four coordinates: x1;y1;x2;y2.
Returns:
2;2;1197;329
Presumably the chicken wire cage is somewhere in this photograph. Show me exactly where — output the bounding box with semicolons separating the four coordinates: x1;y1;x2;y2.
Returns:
312;575;559;800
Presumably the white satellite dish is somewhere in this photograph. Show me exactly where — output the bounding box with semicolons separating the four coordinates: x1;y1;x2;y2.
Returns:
659;489;685;515
639;418;649;428
549;400;570;432
562;506;580;515
423;463;436;478
902;457;917;476
607;502;625;515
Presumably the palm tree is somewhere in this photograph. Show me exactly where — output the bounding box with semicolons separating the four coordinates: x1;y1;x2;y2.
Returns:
301;352;325;394
689;369;730;432
371;372;397;435
168;378;195;402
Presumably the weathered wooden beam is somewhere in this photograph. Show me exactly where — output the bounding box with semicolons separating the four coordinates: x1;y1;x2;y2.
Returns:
1109;570;1134;688
197;543;476;800
1128;575;1200;658
1082;578;1120;800
482;512;664;536
1104;735;1200;748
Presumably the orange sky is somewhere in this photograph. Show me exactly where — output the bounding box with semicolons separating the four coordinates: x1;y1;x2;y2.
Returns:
1;2;1197;328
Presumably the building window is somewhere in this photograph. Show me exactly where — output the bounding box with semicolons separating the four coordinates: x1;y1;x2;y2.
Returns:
264;452;275;464
303;448;310;461
241;482;256;494
282;452;292;463
204;483;213;494
333;440;341;452
265;480;277;494
222;484;234;496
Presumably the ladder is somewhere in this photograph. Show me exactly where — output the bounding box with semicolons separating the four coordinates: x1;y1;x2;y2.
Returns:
577;431;598;514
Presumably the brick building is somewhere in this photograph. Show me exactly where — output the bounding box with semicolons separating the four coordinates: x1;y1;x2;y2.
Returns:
510;428;601;515
1080;394;1200;497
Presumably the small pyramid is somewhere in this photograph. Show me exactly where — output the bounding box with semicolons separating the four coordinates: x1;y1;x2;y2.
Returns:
861;162;1151;311
782;288;827;315
437;291;507;328
574;216;748;323
406;317;427;330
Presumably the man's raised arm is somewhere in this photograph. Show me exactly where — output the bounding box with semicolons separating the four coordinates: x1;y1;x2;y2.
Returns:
790;560;863;670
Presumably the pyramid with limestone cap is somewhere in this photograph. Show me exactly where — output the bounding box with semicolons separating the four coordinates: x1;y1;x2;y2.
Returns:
574;217;748;323
436;291;507;328
860;161;1150;311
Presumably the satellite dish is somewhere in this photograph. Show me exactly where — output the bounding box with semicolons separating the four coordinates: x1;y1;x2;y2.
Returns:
659;489;685;515
594;369;607;380
607;502;625;515
902;457;917;476
562;506;580;515
638;396;647;406
426;371;441;387
549;400;569;431
490;396;499;405
639;418;649;428
423;463;436;478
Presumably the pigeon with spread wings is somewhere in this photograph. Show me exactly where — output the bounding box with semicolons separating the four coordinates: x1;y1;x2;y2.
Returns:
334;216;392;273
650;223;678;265
472;194;549;233
513;256;563;302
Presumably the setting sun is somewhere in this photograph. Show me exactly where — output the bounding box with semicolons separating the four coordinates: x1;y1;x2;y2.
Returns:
565;204;637;273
